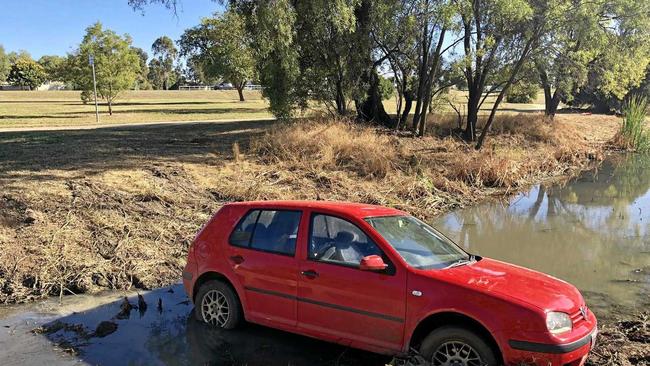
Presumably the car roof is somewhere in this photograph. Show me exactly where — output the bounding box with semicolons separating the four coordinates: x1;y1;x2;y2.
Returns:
225;200;407;219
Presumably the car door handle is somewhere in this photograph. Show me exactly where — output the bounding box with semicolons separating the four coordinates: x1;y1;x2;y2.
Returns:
300;270;319;279
229;255;245;264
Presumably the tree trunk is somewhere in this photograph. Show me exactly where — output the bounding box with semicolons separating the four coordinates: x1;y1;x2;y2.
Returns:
538;65;560;118
416;28;446;137
335;79;346;115
237;86;245;102
464;90;480;141
547;91;561;117
108;100;113;116
401;89;413;126
476;31;539;150
412;7;431;131
358;70;393;127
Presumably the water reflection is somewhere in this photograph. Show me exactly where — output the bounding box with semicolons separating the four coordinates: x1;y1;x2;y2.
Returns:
14;285;388;366
434;154;650;316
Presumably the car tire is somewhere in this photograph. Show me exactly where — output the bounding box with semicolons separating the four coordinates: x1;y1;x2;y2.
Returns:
194;280;242;329
419;326;498;366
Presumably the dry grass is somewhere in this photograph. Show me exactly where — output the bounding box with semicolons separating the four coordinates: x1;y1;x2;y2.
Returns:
210;114;607;220
587;312;650;366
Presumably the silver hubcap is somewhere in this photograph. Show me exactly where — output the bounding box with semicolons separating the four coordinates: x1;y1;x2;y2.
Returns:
201;289;229;327
432;341;484;366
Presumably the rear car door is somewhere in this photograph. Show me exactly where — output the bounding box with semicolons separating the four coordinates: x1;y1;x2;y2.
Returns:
297;212;407;352
227;209;303;328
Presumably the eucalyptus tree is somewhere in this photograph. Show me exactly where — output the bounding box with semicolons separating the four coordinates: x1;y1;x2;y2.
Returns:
534;0;650;117
37;55;66;82
7;58;47;90
292;0;361;116
409;0;461;135
0;45;12;82
150;36;178;90
179;10;256;101
67;22;141;115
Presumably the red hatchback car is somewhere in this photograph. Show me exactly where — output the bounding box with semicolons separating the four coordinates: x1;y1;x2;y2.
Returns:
182;201;597;366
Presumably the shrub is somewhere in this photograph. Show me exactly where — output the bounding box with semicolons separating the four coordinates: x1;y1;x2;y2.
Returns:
615;95;650;152
506;82;538;103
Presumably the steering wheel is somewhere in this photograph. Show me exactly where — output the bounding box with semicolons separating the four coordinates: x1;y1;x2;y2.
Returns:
314;241;336;259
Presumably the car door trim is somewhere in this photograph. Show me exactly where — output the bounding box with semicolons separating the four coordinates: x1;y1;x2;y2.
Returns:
244;286;404;323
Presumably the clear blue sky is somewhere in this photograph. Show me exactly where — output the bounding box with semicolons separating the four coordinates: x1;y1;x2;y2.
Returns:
0;0;222;60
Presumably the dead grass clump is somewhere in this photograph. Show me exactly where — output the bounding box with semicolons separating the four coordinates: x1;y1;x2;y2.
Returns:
425;113;555;143
587;312;649;366
478;113;555;143
252;119;406;178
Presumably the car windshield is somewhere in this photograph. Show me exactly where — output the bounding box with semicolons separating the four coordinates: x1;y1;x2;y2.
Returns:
365;215;470;270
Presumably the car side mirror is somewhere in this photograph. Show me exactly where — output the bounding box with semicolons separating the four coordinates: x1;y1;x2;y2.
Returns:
359;255;388;271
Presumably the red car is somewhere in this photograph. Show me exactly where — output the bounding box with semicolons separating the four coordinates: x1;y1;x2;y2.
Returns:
182;201;597;366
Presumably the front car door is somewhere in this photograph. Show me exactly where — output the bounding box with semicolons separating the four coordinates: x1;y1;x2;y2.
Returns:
226;208;304;328
297;211;407;352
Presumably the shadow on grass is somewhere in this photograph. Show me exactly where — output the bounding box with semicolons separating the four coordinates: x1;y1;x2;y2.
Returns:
0;119;274;178
55;107;265;115
32;284;388;366
0;115;84;120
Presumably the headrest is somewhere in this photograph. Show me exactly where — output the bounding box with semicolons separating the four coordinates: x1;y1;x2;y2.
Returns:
335;231;355;244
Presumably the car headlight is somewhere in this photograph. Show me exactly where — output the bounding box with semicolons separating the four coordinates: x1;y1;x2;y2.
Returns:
546;312;572;334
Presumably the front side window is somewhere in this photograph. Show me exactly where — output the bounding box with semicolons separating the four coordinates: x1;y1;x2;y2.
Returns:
229;209;301;255
309;214;382;266
365;216;469;269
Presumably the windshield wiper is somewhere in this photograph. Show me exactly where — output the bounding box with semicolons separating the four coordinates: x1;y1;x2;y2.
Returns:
443;255;476;269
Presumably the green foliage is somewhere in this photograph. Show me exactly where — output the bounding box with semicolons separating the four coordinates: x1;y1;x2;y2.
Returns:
149;36;177;90
0;45;10;82
7;50;31;64
37;55;66;82
7;58;47;90
67;22;141;113
131;47;151;90
378;76;395;101
562;0;650;112
179;10;255;97
237;0;300;117
506;81;538;103
619;95;650;152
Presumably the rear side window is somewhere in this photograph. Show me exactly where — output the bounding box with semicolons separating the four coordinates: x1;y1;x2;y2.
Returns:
229;209;302;256
229;210;260;247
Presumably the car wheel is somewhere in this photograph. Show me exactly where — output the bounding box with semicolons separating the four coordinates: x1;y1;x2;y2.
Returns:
194;280;242;329
419;326;498;366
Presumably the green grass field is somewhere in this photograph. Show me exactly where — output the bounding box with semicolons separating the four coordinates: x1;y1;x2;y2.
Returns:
0;89;548;130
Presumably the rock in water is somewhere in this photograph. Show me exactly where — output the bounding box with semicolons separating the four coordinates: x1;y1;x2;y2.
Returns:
94;321;118;338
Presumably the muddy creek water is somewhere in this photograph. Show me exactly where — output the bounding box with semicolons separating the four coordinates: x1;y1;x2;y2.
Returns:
0;154;648;366
433;153;650;317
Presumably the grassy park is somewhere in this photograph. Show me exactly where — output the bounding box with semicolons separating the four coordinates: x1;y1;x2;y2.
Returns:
0;89;551;130
0;90;272;129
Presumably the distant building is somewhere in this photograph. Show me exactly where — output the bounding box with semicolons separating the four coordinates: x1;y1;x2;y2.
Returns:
37;82;67;91
179;85;212;91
